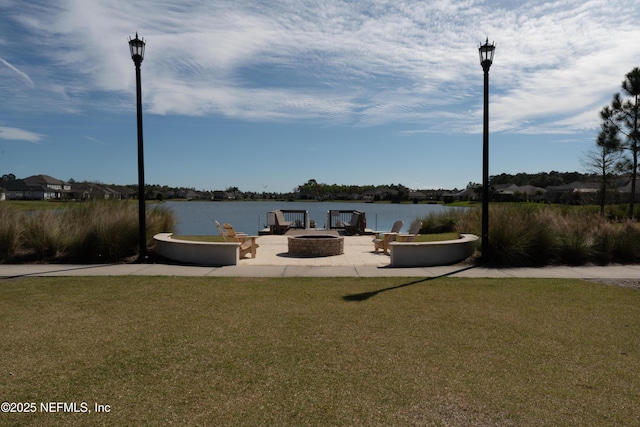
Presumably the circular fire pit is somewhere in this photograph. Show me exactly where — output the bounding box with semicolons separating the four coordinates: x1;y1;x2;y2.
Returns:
288;235;344;257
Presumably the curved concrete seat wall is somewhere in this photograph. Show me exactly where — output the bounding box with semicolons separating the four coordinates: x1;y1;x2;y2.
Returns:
389;234;479;267
153;233;240;266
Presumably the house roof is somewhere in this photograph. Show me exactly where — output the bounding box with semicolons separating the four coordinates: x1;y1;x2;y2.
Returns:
73;183;120;195
23;174;66;186
546;181;599;192
494;183;545;195
618;178;640;193
448;188;477;198
2;180;51;192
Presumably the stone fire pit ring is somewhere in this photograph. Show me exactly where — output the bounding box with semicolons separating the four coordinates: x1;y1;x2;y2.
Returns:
288;235;344;257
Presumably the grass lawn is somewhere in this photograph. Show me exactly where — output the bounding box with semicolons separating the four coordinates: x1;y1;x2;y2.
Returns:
0;277;638;426
172;235;226;242
3;200;162;211
413;232;461;242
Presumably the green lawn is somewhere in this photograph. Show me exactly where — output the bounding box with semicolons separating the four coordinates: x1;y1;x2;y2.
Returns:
172;234;225;242
413;232;461;242
0;277;638;426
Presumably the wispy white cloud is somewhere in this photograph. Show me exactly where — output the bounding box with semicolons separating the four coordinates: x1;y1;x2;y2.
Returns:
1;0;639;135
83;135;106;145
0;58;34;87
0;126;43;143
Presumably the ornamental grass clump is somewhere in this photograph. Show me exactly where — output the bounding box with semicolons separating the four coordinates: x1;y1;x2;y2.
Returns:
590;221;617;265
20;209;64;258
610;221;640;263
483;205;557;267
61;202;176;261
485;206;640;266
452;206;481;236
148;205;177;238
0;204;21;260
0;201;176;263
421;204;640;266
60;203;103;260
552;211;610;265
418;210;460;233
66;203;140;261
97;208;140;260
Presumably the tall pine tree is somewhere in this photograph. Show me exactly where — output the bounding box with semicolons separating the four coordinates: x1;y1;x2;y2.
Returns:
584;122;622;215
600;67;640;218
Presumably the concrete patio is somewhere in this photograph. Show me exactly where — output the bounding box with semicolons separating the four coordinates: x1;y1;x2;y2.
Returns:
237;234;391;267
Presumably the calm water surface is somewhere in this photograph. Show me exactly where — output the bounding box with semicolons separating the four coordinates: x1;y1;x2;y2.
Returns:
163;201;465;236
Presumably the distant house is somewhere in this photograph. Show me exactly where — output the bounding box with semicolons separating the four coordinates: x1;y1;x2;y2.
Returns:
545;181;598;204
408;191;427;201
359;188;399;201
212;190;230;200
4;174;71;200
112;185;136;199
0;186;6;201
361;189;377;201
618;178;640;202
2;175;130;201
184;190;200;200
297;190;320;200
494;184;545;202
442;188;478;203
26;174;70;193
71;183;127;200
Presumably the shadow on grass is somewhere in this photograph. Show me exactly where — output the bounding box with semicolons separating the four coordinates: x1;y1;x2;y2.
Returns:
342;265;478;302
0;264;131;281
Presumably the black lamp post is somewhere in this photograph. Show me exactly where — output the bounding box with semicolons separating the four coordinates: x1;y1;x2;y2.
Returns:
479;38;495;262
129;33;147;263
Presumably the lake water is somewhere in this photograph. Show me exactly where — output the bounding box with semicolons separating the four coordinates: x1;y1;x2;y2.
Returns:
162;201;465;236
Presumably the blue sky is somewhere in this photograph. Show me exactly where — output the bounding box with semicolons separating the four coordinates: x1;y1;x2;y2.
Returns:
1;0;639;193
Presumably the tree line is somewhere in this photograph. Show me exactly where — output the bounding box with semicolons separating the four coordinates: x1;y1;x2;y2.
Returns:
489;171;598;189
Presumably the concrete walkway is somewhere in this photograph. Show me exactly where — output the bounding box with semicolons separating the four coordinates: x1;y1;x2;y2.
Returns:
3;234;640;279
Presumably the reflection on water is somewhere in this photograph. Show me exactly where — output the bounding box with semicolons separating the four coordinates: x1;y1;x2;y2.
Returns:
162;201;467;236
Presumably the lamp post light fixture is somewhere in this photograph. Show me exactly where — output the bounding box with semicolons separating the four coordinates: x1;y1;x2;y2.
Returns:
479;38;495;262
129;33;147;263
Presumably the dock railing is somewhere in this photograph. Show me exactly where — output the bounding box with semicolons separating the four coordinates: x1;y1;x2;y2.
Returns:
264;209;366;234
327;210;366;232
267;210;309;231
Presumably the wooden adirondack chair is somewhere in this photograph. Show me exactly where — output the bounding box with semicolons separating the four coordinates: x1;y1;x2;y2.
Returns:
396;220;422;242
273;210;292;234
216;220;247;242
223;223;259;258
372;220;403;253
215;220;229;241
343;211;365;235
